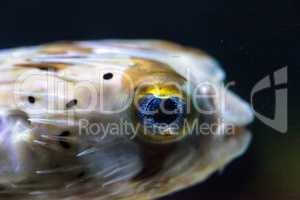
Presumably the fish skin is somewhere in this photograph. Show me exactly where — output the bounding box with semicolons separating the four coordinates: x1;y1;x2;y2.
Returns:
0;40;253;200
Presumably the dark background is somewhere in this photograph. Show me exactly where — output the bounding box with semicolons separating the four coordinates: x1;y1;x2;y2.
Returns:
0;1;299;199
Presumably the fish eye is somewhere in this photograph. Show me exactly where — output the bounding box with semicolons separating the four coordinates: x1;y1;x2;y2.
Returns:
134;83;189;143
138;95;186;128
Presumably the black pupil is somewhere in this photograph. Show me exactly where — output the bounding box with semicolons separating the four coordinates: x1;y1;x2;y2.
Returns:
152;98;179;124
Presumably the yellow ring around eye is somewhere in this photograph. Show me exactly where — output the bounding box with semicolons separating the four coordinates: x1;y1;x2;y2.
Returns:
136;83;184;100
132;83;196;144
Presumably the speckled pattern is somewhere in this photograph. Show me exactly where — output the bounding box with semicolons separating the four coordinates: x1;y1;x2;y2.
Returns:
0;40;253;200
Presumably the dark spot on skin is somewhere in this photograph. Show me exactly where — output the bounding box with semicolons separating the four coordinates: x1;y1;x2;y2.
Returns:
103;73;113;80
66;99;78;109
28;96;36;104
37;66;56;71
77;171;86;178
59;131;71;149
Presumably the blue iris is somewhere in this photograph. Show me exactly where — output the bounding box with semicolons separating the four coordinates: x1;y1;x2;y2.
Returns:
137;95;186;131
